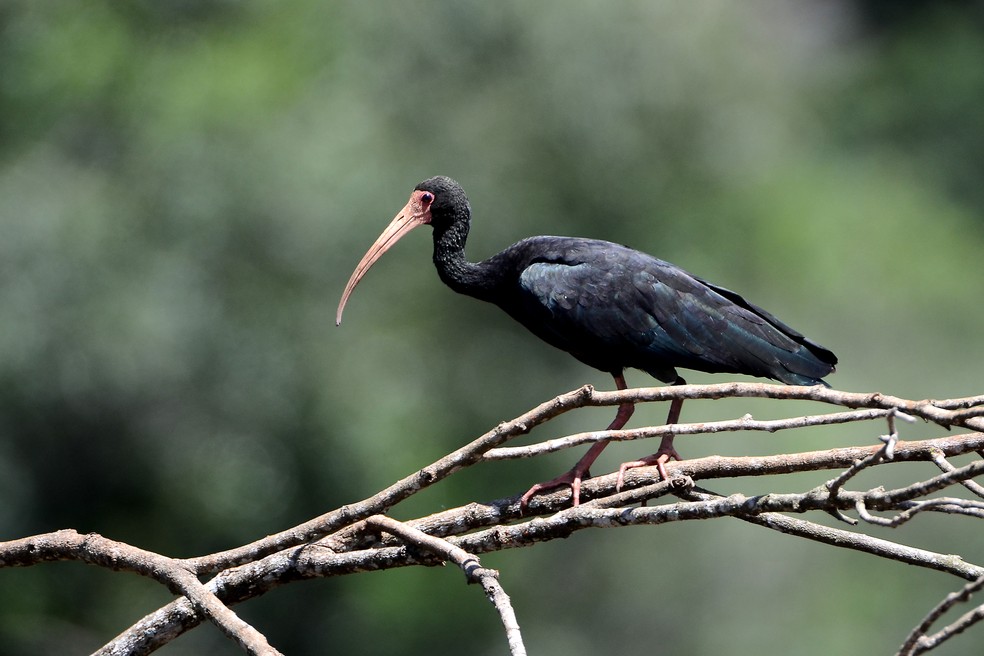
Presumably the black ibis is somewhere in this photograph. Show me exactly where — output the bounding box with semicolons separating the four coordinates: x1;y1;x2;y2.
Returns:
336;176;836;508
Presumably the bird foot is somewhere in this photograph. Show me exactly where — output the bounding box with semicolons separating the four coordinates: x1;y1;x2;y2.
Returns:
519;466;590;513
615;445;682;491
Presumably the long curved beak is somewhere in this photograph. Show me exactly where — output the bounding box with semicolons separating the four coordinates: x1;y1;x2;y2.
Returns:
336;196;431;325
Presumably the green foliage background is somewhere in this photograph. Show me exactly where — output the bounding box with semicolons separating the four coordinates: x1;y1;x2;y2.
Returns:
1;1;983;654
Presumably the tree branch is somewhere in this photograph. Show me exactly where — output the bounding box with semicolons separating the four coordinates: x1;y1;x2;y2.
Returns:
183;385;596;574
897;575;984;655
2;384;982;655
0;530;281;656
365;515;526;656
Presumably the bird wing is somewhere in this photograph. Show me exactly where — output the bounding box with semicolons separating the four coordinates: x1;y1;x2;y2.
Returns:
514;240;832;384
514;247;699;380
693;276;838;367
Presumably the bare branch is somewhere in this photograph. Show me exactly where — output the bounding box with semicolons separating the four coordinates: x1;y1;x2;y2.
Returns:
185;385;597;574
4;384;982;655
897;575;984;655
579;383;984;433
365;515;526;656
674;486;983;580
855;498;984;527
0;531;281;656
824;422;896;498
443;487;984;581
485;408;893;460
930;451;984;499
64;430;984;654
930;395;984;410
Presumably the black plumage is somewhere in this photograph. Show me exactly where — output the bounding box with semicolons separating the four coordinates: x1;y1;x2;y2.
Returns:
466;235;834;387
337;176;837;507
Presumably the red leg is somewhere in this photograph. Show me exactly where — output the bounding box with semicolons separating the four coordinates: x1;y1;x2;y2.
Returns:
615;377;686;490
520;373;633;511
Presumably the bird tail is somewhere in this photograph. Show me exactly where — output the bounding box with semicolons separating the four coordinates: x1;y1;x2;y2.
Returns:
696;277;838;387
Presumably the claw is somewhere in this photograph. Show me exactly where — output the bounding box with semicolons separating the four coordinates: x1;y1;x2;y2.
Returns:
519;465;590;512
615;437;681;491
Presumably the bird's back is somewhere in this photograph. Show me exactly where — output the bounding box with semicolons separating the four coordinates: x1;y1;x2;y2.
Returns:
482;236;836;385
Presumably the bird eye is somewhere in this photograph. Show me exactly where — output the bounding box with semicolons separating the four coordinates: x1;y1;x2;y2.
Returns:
421;192;434;203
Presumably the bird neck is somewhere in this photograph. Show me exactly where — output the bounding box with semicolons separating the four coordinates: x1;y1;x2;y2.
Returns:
432;217;499;300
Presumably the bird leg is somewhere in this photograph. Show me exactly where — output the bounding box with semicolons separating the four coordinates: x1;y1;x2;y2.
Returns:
519;373;633;511
615;377;686;490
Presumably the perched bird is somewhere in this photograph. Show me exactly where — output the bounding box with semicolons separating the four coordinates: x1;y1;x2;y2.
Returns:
336;176;836;508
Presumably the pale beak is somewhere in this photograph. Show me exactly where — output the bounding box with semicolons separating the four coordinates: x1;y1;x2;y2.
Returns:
336;194;432;325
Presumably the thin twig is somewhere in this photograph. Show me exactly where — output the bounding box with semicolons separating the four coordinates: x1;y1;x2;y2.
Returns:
677;488;984;581
580;383;984;433
825;414;898;498
485;408;893;460
365;515;526;656
853;498;984;527
930;450;984;499
897;575;984;655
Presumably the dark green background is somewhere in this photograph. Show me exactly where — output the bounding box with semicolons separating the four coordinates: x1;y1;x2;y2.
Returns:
2;1;983;654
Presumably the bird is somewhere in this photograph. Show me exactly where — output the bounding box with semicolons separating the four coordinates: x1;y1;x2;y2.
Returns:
336;176;837;508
